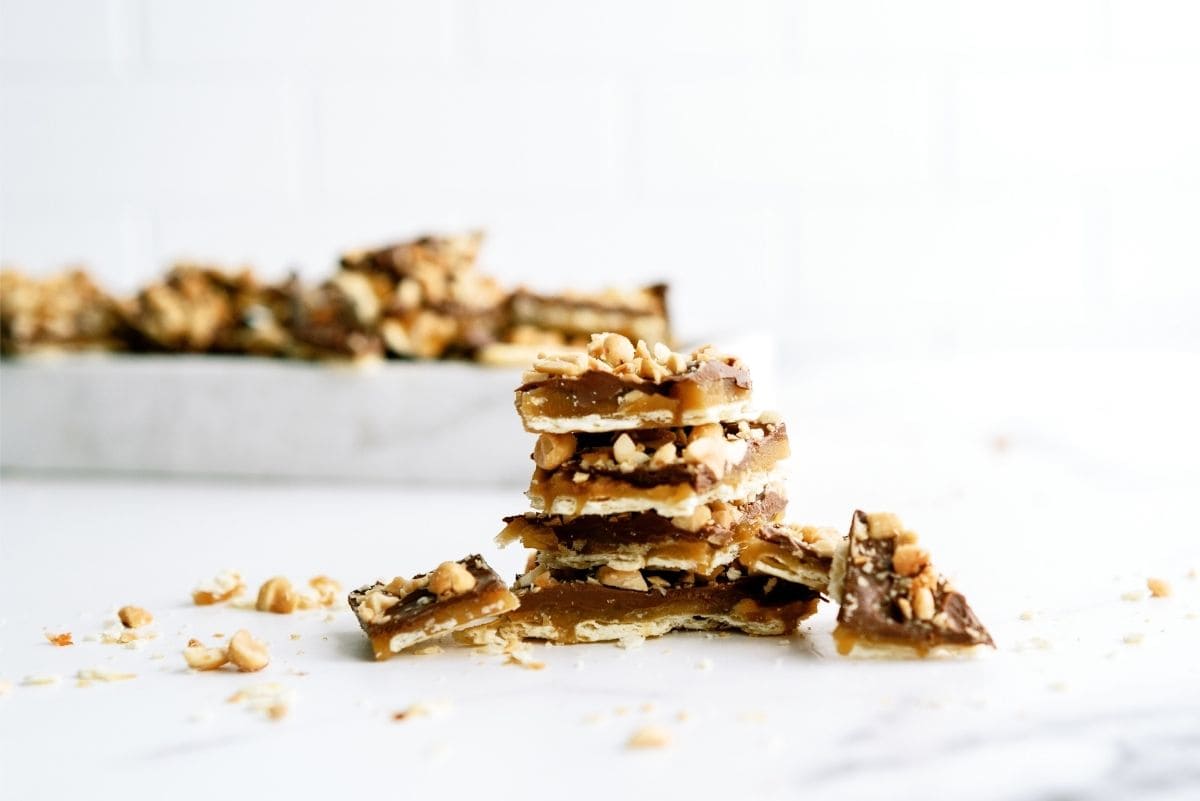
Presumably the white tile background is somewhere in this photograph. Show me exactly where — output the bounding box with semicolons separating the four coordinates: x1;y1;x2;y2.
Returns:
2;0;1198;356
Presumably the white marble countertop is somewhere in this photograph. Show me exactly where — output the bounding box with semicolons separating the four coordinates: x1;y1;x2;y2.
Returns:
2;350;1198;801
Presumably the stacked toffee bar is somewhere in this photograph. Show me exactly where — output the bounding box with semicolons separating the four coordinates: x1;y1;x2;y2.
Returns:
479;333;839;643
344;334;994;658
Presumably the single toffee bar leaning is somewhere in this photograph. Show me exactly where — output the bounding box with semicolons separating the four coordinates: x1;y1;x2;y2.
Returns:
348;555;519;660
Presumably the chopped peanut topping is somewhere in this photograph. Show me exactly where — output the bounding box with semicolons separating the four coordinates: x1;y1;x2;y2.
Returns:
534;432;577;470
597;566;649;592
45;632;72;647
428;561;477;599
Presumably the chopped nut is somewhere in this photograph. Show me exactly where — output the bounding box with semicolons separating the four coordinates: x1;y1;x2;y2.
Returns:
912;586;935;621
896;597;913;620
671;504;713;533
1147;577;1172;598
682;436;728;479
357;589;399;623
612;433;649;470
428;561;477;599
533;354;588;377
22;674;61;687
534;432;577;470
597;566;649;591
649;441;678;468
891;544;930;577
118;606;153;629
192;569;244;605
256;576;298;614
627;724;672;750
227;630;270;672
183;639;228;671
602;333;635;365
44;631;73;647
308;576;342;607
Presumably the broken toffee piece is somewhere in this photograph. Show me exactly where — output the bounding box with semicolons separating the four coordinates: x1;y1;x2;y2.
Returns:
462;566;819;645
348;555;519;660
506;284;671;353
830;511;994;657
516;334;754;434
737;522;840;594
498;488;788;577
526;417;789;518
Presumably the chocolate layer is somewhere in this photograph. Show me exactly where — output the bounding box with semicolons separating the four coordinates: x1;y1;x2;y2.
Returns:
834;511;994;655
737;522;839;593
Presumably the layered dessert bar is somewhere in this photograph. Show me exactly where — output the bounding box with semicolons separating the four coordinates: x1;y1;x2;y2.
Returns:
506;284;669;350
348;555;519;660
829;511;994;657
464;566;820;644
1;269;126;355
499;486;787;577
526;417;788;517
516;334;752;434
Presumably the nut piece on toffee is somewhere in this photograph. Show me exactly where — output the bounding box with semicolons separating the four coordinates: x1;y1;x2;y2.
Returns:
348;555;519;661
830;511;994;657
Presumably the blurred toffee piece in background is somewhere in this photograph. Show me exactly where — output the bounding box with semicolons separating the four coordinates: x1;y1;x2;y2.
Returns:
0;230;671;366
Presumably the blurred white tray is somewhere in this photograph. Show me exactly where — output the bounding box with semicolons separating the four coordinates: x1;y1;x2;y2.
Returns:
0;335;776;485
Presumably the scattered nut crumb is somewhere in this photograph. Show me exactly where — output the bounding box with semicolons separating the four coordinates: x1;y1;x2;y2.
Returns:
1047;681;1068;693
696;658;713;671
22;674;61;687
627;725;672;750
227;629;270;672
192;569;244;605
289;633;301;640
639;702;655;714
183;639;228;671
1147;577;1172;598
226;683;294;720
308;575;342;607
44;631;73;647
1123;633;1144;645
76;667;136;682
256;576;298;614
393;700;452;721
675;710;690;722
1121;590;1145;602
117;606;153;628
1018;611;1035;621
0;679;12;696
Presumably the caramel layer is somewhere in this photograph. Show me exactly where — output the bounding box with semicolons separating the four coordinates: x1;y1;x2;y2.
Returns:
491;576;819;644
